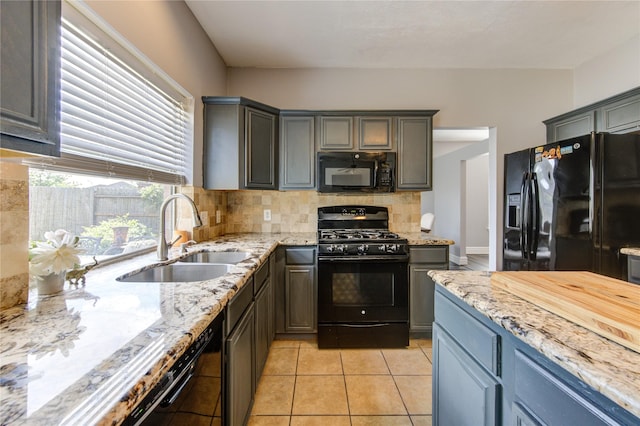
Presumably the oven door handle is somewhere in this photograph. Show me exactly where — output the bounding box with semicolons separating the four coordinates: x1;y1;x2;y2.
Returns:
335;323;391;328
318;256;409;262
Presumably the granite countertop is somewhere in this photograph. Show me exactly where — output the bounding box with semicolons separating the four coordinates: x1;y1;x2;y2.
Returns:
621;247;640;257
428;270;640;418
0;233;316;425
400;232;455;246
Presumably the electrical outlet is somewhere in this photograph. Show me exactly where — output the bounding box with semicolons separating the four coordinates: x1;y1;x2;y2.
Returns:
216;210;221;224
263;209;271;221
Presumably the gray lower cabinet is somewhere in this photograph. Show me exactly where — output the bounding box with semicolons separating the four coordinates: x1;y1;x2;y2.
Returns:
225;298;255;426
279;114;315;189
225;256;275;426
0;0;60;156
628;255;640;284
544;87;640;142
202;97;278;190
283;247;317;333
254;261;272;379
409;246;449;336
396;116;434;190
512;350;620;426
434;286;639;426
433;323;500;426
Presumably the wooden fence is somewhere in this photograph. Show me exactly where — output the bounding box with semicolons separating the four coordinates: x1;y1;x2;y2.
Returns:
29;184;160;243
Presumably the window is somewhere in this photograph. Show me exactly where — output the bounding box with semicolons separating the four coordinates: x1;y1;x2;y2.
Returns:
28;1;193;264
29;170;171;263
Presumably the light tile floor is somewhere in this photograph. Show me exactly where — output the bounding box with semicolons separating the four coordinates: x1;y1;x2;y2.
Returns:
249;338;433;426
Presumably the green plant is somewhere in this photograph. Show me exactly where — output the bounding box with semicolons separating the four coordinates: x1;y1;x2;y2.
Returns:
82;215;152;252
29;169;80;187
139;184;164;211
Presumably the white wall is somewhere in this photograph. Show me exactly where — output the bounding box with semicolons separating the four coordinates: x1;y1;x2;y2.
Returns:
466;154;490;252
228;68;573;268
573;35;640;107
431;140;490;264
85;0;228;187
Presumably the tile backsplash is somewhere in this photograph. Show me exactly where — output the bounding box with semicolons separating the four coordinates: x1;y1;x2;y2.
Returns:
0;162;29;309
220;190;421;235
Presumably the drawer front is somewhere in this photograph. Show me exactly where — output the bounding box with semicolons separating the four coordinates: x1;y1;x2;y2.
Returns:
254;261;270;294
514;350;619;426
435;291;500;375
410;246;449;264
285;247;316;265
629;256;640;284
226;278;254;335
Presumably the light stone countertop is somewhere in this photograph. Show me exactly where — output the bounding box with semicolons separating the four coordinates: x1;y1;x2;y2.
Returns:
0;233;315;426
399;232;455;246
428;270;640;419
621;247;640;257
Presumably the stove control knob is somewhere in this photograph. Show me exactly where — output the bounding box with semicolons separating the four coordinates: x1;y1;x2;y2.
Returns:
382;244;398;253
337;244;347;254
357;244;369;255
361;310;366;315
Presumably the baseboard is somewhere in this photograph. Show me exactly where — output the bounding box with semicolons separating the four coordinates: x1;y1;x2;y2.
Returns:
450;254;468;265
466;246;489;255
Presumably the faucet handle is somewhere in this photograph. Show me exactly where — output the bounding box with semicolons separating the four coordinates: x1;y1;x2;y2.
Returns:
168;235;182;249
180;240;197;253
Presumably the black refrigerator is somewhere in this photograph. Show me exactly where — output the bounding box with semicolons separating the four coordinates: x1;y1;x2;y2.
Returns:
503;132;640;280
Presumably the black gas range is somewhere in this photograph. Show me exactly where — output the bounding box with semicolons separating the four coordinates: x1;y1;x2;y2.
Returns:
317;206;409;349
317;206;409;260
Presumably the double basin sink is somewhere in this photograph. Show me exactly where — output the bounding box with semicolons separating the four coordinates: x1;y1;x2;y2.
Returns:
118;250;251;283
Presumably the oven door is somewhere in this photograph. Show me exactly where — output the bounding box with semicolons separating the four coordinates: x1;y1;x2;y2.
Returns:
318;258;408;323
317;257;409;348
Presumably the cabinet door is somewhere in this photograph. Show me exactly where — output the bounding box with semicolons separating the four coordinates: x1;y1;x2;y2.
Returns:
397;117;433;190
280;115;315;189
0;0;60;156
546;111;595;143
409;265;436;334
318;116;353;150
245;107;277;189
597;93;640;134
433;323;500;426
225;305;255;426
254;278;271;379
285;265;316;332
357;116;393;150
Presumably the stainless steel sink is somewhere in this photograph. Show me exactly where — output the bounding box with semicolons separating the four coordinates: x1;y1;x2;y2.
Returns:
117;263;232;283
178;251;250;264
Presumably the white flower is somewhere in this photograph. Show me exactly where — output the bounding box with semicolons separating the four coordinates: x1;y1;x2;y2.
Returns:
29;230;84;276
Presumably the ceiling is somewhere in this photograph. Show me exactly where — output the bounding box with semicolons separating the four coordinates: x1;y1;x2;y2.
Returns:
184;0;640;70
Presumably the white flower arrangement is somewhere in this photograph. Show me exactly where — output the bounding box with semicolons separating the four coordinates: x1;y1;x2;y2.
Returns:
29;230;84;277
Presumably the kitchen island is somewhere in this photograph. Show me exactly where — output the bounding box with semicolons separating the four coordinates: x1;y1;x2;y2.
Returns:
429;270;639;425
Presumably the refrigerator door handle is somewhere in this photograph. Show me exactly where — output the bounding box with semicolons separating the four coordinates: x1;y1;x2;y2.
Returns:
520;172;530;260
530;172;540;259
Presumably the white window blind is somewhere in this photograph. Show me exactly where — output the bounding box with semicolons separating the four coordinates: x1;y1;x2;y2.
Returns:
31;1;192;185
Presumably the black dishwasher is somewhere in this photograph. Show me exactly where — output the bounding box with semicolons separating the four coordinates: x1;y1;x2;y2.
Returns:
124;313;224;425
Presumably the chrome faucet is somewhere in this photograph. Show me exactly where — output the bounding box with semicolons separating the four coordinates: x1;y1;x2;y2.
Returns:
157;194;203;261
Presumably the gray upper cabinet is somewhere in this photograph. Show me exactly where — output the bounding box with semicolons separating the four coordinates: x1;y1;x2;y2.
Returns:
318;115;354;150
202;97;279;190
0;0;60;157
597;92;640;134
545;111;595;143
544;87;640;142
280;114;315;190
396;116;434;191
357;116;393;150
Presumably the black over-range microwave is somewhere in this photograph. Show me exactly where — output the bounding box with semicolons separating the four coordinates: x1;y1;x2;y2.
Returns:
317;151;395;193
